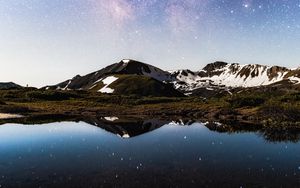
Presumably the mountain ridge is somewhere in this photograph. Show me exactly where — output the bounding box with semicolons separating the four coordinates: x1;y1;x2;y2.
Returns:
171;61;297;93
43;59;300;96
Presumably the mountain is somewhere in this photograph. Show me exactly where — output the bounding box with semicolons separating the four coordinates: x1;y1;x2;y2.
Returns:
45;59;300;97
44;59;182;97
170;62;300;95
0;82;22;89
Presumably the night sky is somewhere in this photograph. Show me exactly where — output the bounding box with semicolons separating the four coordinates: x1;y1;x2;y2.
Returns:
0;0;300;87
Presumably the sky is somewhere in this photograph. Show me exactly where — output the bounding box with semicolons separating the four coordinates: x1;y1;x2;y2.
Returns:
0;0;300;87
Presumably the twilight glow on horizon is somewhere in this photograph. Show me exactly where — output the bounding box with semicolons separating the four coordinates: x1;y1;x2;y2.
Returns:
0;0;300;87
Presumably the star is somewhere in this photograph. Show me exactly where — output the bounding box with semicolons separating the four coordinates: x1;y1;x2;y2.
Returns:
1;0;300;86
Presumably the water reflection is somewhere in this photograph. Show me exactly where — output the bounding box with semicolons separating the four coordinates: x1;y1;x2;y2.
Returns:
84;116;170;138
258;129;300;143
2;116;300;143
0;120;300;187
83;117;300;143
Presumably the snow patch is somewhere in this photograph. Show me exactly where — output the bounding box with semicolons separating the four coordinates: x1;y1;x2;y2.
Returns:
289;76;300;84
98;76;118;94
89;78;104;90
104;117;119;121
122;59;130;63
89;84;97;90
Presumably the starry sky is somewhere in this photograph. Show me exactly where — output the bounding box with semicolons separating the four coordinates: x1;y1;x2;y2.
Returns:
0;0;300;87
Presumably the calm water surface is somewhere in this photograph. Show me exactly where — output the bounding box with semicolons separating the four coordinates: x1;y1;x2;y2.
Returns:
0;121;300;188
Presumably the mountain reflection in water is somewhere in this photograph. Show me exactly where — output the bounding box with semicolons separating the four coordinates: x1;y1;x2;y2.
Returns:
0;118;300;188
82;117;300;143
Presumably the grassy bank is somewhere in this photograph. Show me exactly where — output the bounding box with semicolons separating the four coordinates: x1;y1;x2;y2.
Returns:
0;88;299;127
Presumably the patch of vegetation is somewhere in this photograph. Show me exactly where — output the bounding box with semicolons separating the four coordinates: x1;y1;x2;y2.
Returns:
227;94;266;108
133;97;183;105
0;90;23;99
280;92;300;102
0;105;33;114
25;90;80;101
110;75;184;97
260;102;300;122
94;95;184;106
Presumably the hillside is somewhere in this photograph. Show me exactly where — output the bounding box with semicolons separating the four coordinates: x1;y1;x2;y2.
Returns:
88;74;183;97
0;82;22;89
45;59;173;90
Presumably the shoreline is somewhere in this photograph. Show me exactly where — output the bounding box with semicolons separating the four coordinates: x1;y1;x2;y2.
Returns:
0;89;299;128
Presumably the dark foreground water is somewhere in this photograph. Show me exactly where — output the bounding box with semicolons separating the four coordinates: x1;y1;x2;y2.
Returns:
0;120;300;188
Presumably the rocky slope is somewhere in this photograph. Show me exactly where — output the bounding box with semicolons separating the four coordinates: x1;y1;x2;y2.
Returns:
170;61;300;94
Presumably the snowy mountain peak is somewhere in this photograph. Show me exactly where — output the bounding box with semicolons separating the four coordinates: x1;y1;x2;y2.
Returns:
45;59;175;91
171;62;298;93
122;59;131;64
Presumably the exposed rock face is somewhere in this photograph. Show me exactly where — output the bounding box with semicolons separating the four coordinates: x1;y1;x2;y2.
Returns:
267;66;290;80
203;61;228;72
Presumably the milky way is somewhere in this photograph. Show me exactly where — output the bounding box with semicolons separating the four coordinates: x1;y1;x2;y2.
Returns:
0;0;299;87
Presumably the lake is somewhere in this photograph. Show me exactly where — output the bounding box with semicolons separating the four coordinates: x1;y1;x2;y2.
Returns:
0;119;300;188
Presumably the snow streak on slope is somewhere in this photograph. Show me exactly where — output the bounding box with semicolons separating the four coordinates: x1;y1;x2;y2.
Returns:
289;76;300;84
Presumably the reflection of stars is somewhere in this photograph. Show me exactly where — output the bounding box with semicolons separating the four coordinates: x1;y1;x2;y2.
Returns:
243;4;249;8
